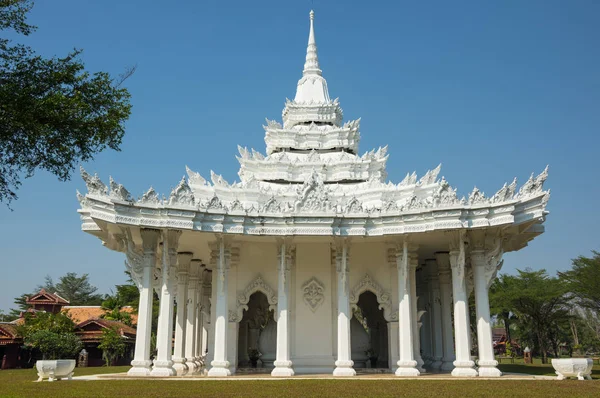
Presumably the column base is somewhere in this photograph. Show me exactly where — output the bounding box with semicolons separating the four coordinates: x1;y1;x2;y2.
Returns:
184;359;199;375
150;359;177;377
440;358;455;372
128;360;153;376
431;357;443;370
477;360;502;377
172;357;189;376
395;360;420;377
333;360;356;377
451;360;478;377
416;355;426;373
207;360;231;377
272;360;294;377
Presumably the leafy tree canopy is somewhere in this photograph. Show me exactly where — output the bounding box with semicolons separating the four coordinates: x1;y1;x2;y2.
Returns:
17;310;76;336
41;272;104;306
98;326;126;366
0;0;133;205
559;251;600;313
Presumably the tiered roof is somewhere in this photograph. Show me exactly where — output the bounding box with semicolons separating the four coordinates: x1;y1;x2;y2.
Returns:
239;10;381;185
77;11;550;249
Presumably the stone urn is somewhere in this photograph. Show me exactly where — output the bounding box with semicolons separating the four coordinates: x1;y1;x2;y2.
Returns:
258;318;277;368
551;358;593;380
36;359;76;382
350;317;370;368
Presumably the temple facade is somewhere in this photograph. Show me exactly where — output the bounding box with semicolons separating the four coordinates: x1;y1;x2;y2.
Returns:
76;11;549;377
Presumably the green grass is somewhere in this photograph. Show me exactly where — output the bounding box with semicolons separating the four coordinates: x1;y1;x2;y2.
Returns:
0;365;599;398
498;360;600;379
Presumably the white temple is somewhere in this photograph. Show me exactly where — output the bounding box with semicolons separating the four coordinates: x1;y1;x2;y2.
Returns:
77;11;549;378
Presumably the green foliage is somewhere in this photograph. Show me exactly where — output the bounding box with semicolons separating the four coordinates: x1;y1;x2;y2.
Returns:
23;329;82;360
559;251;600;313
46;272;103;305
17;311;76;336
98;326;126;366
489;274;517;344
490;269;570;363
0;0;132;205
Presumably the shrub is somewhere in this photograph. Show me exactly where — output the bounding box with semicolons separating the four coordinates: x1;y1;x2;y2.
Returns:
24;330;82;360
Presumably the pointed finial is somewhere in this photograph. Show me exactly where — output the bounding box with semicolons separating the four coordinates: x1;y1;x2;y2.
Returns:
303;9;321;76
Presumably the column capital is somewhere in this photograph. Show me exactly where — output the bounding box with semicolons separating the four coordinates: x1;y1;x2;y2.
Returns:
188;259;202;280
141;228;161;254
165;230;182;250
177;252;194;274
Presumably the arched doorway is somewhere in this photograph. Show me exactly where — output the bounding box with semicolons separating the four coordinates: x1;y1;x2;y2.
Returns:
237;291;277;368
351;291;389;369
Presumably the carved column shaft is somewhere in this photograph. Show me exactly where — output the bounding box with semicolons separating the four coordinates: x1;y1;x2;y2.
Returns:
173;252;193;375
128;228;160;376
333;240;356;376
395;241;420;376
208;237;231;377
151;230;181;376
472;249;502;377
448;233;477;377
436;252;456;371
426;259;444;370
272;241;294;376
410;254;425;373
185;260;201;374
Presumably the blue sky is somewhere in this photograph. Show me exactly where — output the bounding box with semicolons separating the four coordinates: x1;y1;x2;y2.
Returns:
1;0;599;312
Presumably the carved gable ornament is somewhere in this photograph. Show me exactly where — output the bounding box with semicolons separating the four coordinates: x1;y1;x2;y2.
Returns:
301;277;325;312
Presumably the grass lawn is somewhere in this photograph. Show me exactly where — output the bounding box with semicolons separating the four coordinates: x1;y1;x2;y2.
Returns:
0;364;599;398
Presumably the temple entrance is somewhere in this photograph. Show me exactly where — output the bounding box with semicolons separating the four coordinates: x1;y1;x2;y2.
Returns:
351;291;389;369
237;291;277;369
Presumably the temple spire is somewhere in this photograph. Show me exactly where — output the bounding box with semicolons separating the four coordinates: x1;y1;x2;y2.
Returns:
294;10;330;104
303;10;322;76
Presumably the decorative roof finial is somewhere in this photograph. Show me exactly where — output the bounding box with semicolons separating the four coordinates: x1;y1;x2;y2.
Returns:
303;10;321;76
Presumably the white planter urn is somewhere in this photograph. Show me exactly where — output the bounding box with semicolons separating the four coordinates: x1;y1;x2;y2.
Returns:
36;359;76;382
551;358;593;380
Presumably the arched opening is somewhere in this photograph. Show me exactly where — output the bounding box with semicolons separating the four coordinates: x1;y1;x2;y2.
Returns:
237;291;277;368
351;291;389;369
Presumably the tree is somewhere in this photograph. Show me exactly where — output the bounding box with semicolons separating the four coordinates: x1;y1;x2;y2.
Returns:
18;311;81;361
507;269;570;363
559;251;600;313
24;330;82;360
489;274;518;344
17;310;76;336
51;272;103;305
98;326;126;366
0;0;133;205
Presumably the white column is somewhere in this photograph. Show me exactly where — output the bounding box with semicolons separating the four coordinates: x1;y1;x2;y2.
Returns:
128;228;160;376
471;249;502;377
333;239;356;376
426;259;444;370
449;233;478;377
172;252;192;375
208;237;231;377
151;230;181;376
417;267;432;369
436;252;456;372
409;254;425;373
195;271;205;368
395;241;420;376
272;240;294;376
185;260;201;374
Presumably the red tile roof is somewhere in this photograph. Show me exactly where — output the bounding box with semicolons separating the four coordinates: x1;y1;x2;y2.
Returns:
75;318;136;343
26;289;70;305
63;306;137;325
0;323;21;345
